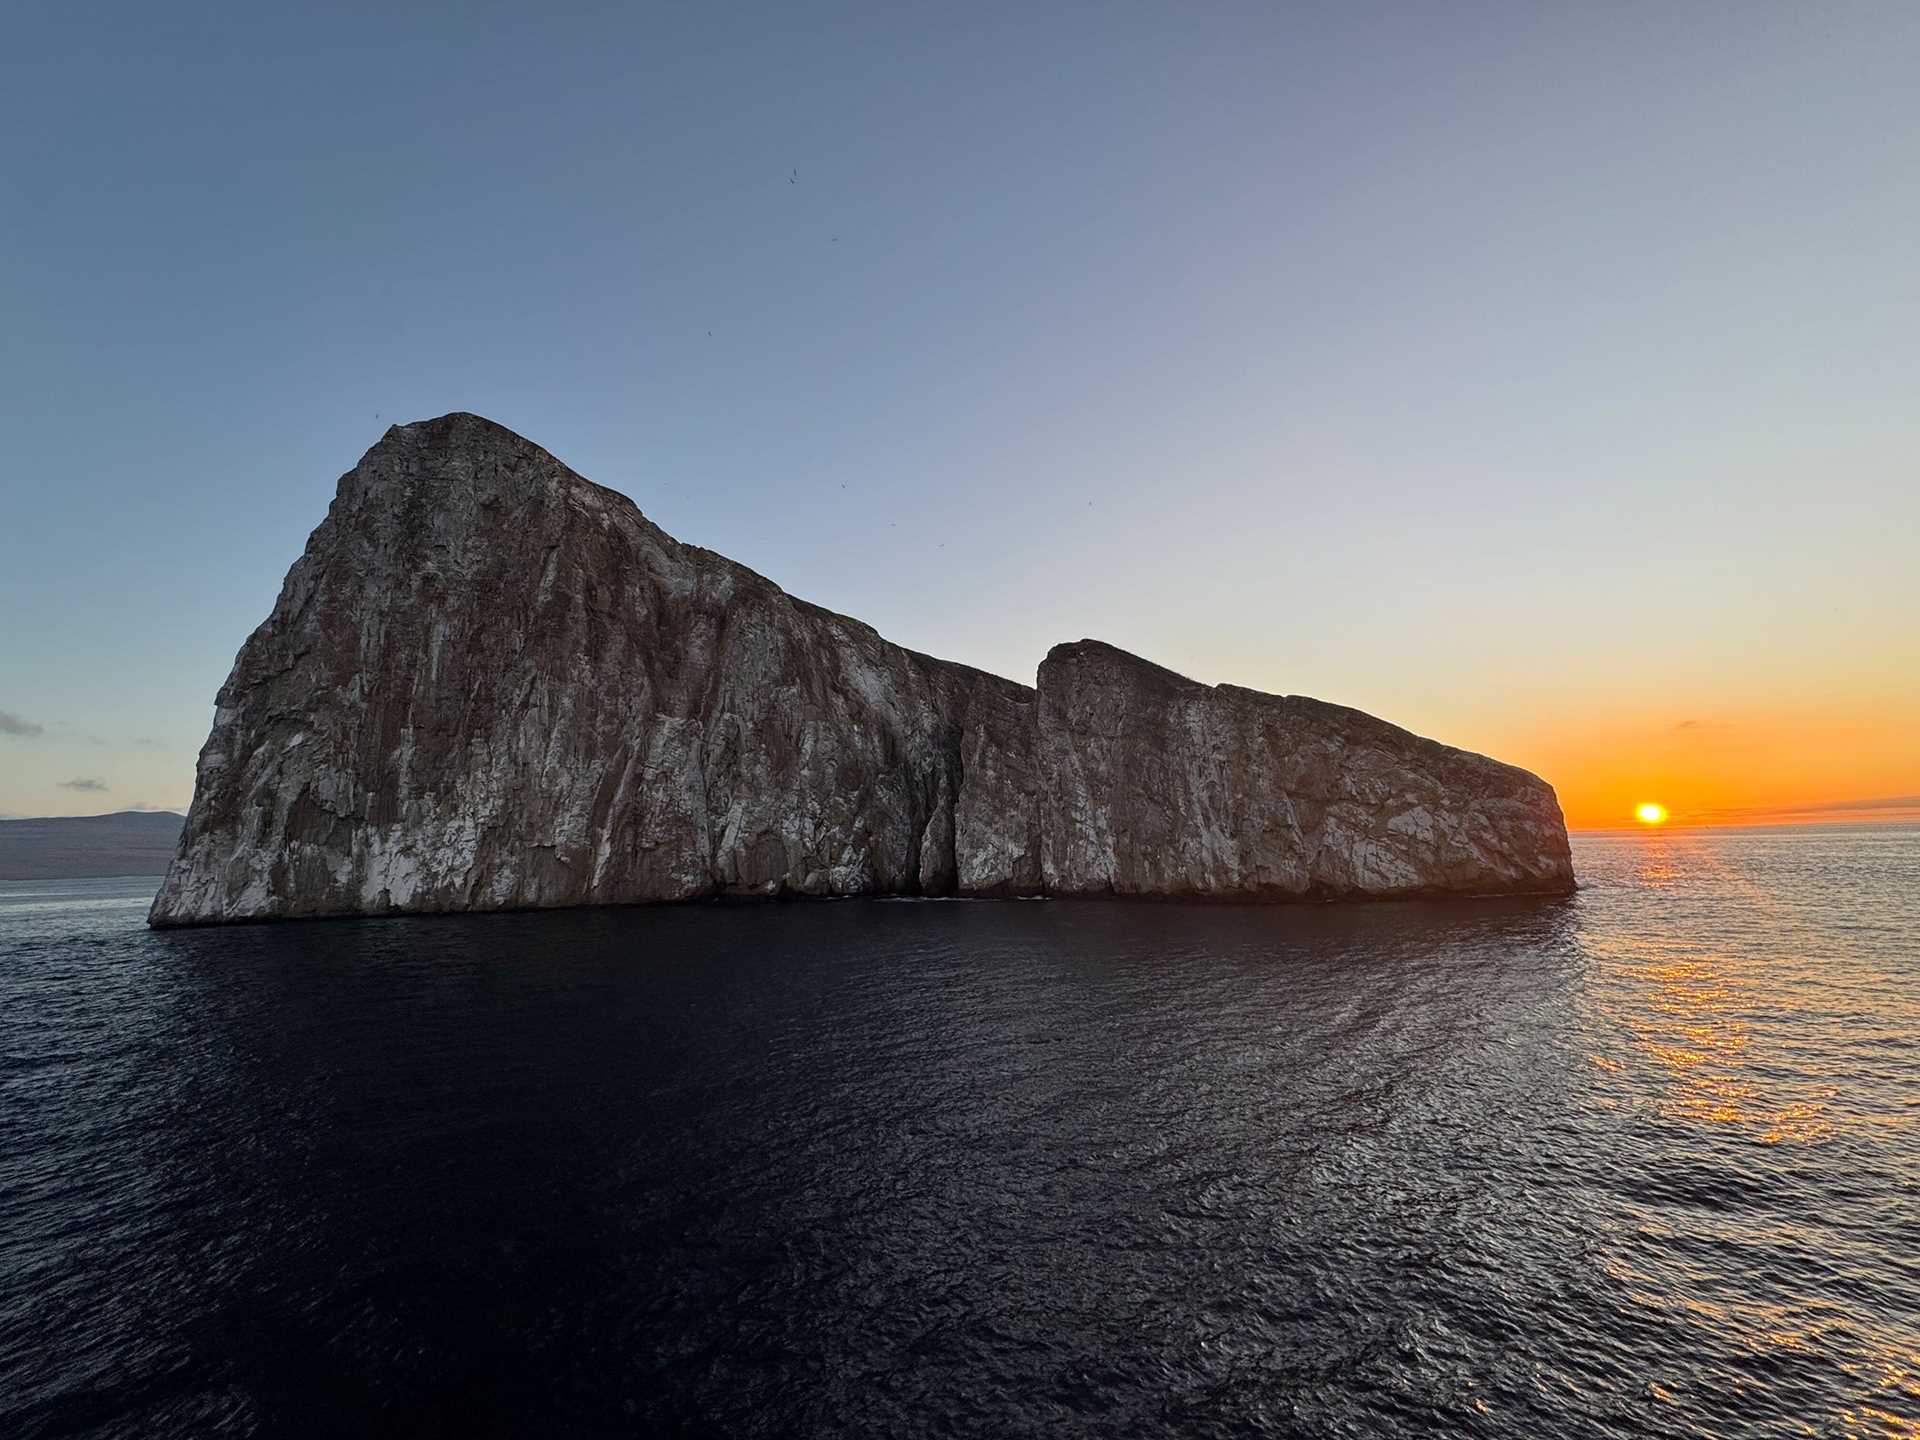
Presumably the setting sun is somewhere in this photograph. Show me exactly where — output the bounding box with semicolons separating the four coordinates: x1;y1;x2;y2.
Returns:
1635;802;1669;826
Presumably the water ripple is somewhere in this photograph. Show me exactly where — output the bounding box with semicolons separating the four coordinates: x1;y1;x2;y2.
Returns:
1;831;1916;1436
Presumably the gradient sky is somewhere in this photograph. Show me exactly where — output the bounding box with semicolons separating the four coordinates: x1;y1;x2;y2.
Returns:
3;2;1917;828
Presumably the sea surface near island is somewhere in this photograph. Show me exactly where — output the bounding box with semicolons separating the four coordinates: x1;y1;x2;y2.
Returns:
2;827;1916;1438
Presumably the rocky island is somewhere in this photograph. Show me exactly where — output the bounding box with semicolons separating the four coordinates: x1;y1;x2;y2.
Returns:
149;414;1574;926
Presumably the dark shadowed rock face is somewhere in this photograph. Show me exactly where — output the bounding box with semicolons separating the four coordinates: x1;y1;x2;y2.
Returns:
149;414;1572;926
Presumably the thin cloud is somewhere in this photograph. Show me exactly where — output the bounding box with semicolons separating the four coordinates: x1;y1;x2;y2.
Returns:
1778;794;1920;815
1698;794;1920;822
0;710;45;737
57;777;110;793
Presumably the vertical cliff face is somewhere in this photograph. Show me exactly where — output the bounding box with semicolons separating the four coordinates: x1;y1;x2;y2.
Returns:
149;414;1571;926
1036;641;1573;899
150;414;1041;925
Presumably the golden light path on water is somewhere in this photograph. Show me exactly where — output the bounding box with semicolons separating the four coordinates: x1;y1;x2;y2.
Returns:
1575;829;1920;1437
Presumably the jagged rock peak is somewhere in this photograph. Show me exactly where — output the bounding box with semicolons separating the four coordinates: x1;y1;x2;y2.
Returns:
149;414;1573;926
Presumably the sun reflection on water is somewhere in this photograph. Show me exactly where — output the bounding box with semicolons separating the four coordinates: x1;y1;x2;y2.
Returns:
1576;828;1920;1437
1587;833;1847;1147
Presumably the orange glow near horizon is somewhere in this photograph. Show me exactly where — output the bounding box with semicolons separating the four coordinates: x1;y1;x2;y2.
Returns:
1448;690;1920;832
1635;802;1669;826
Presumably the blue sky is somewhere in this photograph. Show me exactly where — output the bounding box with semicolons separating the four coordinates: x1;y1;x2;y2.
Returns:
3;2;1917;823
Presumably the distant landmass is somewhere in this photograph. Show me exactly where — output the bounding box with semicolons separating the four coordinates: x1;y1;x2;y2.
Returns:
150;413;1574;926
1;811;184;881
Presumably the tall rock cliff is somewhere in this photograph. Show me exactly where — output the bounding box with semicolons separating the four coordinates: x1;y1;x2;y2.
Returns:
149;414;1572;926
1037;641;1574;898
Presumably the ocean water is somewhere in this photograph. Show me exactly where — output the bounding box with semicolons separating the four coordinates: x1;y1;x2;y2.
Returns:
1;828;1916;1438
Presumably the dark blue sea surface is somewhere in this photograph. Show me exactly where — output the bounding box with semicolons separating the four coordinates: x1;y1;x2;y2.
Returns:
2;828;1917;1437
